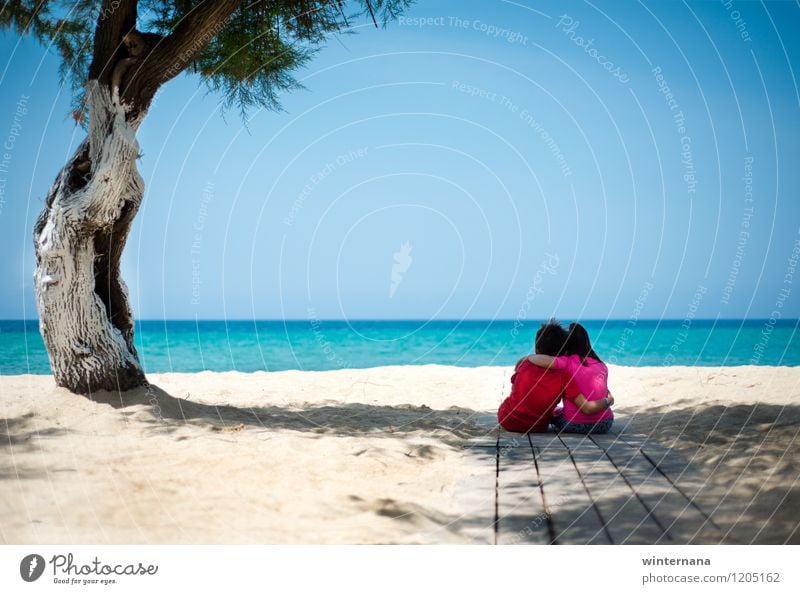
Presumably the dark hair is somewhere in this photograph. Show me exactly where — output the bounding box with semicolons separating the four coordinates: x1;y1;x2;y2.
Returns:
534;319;568;356
565;322;602;364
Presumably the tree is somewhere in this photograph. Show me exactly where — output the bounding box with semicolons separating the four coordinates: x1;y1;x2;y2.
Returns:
1;0;411;394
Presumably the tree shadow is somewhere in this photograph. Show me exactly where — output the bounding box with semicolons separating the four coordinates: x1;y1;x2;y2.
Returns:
501;487;729;545
491;402;800;545
12;386;794;543
1;412;69;480
319;401;799;544
622;402;800;447
86;383;492;447
76;383;502;542
601;402;800;544
1;413;66;447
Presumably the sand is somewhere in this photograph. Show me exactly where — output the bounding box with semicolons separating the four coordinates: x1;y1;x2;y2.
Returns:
1;365;798;544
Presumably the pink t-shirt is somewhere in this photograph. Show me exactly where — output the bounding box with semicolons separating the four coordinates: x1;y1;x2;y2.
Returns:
552;354;613;423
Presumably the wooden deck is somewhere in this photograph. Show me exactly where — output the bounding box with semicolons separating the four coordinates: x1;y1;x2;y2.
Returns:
459;430;726;544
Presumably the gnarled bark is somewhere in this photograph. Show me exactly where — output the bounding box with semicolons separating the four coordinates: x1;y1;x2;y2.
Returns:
32;0;241;394
33;81;147;393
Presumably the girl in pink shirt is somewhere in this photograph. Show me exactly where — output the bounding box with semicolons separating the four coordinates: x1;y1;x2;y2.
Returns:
527;322;614;434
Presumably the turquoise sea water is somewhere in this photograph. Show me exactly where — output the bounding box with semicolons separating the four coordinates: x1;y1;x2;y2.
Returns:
1;319;798;375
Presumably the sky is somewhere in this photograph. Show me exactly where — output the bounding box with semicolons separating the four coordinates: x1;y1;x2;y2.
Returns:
0;0;798;321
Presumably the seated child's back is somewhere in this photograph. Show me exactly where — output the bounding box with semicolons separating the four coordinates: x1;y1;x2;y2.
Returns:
552;354;613;424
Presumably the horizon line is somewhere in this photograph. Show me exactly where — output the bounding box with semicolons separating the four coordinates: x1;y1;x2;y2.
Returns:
3;318;798;323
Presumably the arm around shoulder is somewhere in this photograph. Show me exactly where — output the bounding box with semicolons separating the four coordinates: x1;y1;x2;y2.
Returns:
572;393;612;415
527;354;557;368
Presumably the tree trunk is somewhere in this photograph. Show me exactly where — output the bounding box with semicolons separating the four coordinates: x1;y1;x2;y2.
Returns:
30;0;240;394
33;80;147;394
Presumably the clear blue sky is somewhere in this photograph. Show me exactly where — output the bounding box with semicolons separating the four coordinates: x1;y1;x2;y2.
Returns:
0;0;798;320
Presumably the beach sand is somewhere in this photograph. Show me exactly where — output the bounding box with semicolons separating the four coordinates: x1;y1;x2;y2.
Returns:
1;365;798;544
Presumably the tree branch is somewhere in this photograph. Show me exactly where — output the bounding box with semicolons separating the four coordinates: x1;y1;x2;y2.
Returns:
119;0;241;109
365;0;378;28
88;0;139;84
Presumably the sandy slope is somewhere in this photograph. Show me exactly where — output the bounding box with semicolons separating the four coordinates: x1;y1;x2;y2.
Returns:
1;365;798;544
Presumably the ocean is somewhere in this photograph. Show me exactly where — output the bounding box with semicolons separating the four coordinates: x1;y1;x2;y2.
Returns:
1;319;798;375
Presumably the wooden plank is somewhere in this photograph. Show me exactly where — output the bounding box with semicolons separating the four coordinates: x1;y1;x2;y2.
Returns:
628;437;720;506
495;435;549;544
618;437;722;497
621;436;729;543
591;433;648;449
451;436;499;544
492;431;729;545
527;433;565;451
561;436;666;544
596;436;725;544
527;434;610;544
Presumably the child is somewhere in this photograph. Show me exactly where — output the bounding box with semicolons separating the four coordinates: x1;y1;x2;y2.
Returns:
527;322;614;434
499;320;612;433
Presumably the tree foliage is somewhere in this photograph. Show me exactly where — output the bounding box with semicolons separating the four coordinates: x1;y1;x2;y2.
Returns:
1;0;412;121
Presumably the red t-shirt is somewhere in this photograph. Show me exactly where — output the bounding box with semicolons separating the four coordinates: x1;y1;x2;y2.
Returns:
497;359;566;433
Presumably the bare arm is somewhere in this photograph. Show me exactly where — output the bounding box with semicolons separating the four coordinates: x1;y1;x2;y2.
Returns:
526;354;557;368
572;392;614;415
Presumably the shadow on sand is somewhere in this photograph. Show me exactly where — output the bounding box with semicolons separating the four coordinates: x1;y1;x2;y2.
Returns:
5;386;797;543
85;383;493;446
